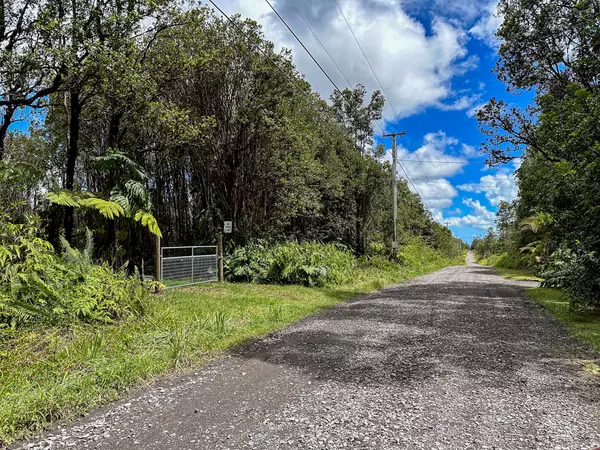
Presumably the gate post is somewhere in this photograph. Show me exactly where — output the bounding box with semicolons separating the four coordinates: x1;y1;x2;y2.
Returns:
217;233;224;282
154;235;161;282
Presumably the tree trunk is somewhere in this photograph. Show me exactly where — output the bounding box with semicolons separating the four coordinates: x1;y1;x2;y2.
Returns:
0;105;16;160
64;90;81;243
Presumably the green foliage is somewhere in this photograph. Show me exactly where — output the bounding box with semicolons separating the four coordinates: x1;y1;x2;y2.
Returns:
47;190;126;219
225;241;355;287
226;238;465;289
543;246;600;310
134;211;162;238
0;216;150;328
476;0;600;309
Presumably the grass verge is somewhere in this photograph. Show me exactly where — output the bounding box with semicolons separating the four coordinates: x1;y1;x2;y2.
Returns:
527;288;600;353
494;267;543;282
0;244;464;445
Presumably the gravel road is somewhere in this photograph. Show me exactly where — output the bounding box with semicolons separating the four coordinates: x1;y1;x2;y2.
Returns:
14;254;600;449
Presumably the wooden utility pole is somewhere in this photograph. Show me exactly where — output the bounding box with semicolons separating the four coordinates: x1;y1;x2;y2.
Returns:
383;131;406;259
154;235;161;282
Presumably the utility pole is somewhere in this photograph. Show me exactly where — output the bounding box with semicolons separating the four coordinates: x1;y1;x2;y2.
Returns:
383;131;406;259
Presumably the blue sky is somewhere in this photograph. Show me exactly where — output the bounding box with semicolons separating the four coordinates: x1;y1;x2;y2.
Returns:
220;0;533;243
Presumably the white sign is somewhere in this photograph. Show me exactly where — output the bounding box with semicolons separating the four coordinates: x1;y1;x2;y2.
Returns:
392;241;398;249
223;221;233;233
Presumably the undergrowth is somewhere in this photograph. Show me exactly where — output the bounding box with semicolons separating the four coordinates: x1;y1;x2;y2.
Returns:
0;215;151;328
0;240;463;445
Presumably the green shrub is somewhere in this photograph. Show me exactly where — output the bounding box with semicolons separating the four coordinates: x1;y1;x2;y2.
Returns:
543;245;600;310
0;215;150;328
225;241;355;287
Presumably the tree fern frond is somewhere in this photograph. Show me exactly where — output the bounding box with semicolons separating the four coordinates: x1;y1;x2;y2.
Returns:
110;189;132;215
94;149;148;181
134;211;162;237
124;180;151;209
46;190;84;207
79;198;125;219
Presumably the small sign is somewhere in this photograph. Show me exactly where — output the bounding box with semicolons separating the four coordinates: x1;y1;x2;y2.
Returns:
392;241;398;249
223;221;233;234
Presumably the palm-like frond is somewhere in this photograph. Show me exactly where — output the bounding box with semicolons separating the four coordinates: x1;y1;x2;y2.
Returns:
519;212;552;234
79;197;125;219
93;149;148;182
124;180;151;209
134;211;162;237
110;188;133;217
46;190;85;207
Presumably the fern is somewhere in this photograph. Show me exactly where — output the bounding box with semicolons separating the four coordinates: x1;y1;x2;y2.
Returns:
134;211;162;237
46;190;86;207
79;197;125;219
93;149;148;182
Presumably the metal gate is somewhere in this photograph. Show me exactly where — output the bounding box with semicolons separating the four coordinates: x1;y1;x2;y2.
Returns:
161;246;218;288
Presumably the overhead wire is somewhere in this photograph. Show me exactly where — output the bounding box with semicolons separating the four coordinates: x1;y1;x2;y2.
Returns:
263;0;435;210
330;0;443;210
209;0;491;214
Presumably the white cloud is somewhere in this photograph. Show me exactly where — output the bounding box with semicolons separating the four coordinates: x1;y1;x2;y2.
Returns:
398;131;467;180
411;178;457;210
433;0;487;22
461;143;479;158
466;101;487;117
457;169;518;205
443;198;496;230
219;0;478;120
469;1;502;47
389;131;468;213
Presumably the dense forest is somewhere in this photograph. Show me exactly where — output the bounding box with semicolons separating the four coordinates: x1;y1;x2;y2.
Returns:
473;0;600;310
0;1;461;288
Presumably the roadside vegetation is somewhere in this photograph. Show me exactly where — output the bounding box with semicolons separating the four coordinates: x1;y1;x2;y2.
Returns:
0;0;469;444
527;288;600;354
472;0;600;314
0;240;463;444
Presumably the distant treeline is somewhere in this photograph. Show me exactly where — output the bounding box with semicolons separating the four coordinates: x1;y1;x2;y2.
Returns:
0;1;463;269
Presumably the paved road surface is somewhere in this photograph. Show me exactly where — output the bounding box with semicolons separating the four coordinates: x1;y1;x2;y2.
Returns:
15;254;600;449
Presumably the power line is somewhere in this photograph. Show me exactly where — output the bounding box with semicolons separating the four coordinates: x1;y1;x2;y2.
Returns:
329;0;439;208
265;0;344;94
264;0;433;211
209;0;434;212
285;0;353;89
206;0;309;95
331;0;400;119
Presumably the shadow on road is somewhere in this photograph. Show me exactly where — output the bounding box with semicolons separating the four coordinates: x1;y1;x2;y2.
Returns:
236;278;597;390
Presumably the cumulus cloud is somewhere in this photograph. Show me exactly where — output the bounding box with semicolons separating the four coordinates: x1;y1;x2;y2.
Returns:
469;1;502;47
220;0;479;120
443;198;496;230
386;131;469;212
461;143;479;158
457;169;518;205
398;131;467;180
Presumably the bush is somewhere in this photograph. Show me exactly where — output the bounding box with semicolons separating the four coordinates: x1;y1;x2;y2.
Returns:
543;245;600;310
0;215;150;328
225;241;355;287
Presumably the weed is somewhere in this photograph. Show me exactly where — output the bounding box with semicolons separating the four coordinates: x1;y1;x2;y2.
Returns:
169;326;190;365
212;311;229;334
267;304;284;322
